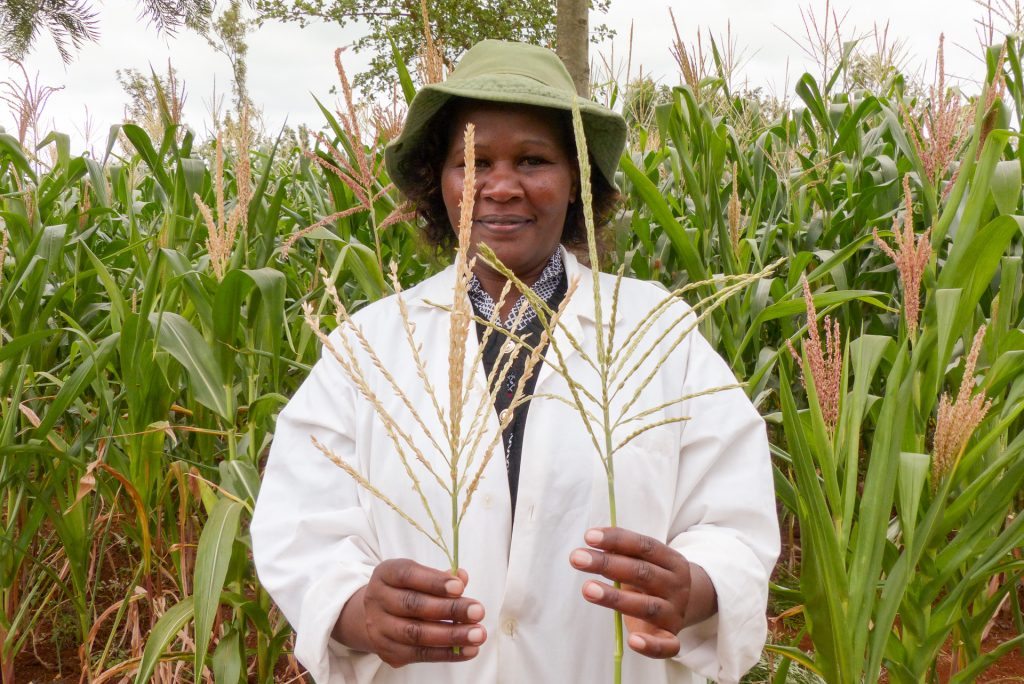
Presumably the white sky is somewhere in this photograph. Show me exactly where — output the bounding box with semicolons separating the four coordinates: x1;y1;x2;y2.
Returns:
0;0;1002;153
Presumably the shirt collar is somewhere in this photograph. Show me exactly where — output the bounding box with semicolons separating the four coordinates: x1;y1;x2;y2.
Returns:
466;249;564;331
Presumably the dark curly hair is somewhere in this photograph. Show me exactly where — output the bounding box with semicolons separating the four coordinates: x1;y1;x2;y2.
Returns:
393;97;620;254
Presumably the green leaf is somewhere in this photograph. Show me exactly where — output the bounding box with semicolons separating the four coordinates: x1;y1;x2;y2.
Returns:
80;242;127;332
122;124;172;193
763;644;823;675
933;288;962;379
795;74;832;137
802;233;879;285
737;290;892;363
313;96;349;150
0;132;36;181
218;460;261;506
294;225;343;242
389;34;417;104
220;592;273;635
941;130;1014;271
36;131;70;169
246;392;288;431
994;256;1021;346
835;96;881;154
763;289;893;321
838;334;890;547
949;633;1024;684
149;312;231;419
0;329;58;363
250;134;284;266
940;215;1023;343
9;224;68;335
848;346;911;670
990;160;1021;214
193;498;244;683
84;157;110;207
329;242;387;303
102;124;120;164
779;362;850;680
159;248;214;332
985;350;1024;396
619;154;707;282
213;268;286;386
211;626;243;684
134;597;195;684
180;157;207;197
33;332;120;439
896;452;930;550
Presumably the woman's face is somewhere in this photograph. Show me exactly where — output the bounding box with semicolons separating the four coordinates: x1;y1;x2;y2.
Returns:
441;101;578;284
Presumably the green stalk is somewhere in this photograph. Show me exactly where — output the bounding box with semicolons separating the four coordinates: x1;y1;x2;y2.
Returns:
606;427;623;684
256;588;271;682
226;394;238;462
247;369;258;462
450;463;462;656
451;471;460;574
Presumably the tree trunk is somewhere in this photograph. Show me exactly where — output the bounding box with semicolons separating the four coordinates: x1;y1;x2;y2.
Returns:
555;0;589;97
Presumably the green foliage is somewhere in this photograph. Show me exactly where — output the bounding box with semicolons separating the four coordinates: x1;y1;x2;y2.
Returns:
0;0;211;63
206;0;255;114
0;73;431;678
613;32;1024;683
0;0;100;63
255;0;612;92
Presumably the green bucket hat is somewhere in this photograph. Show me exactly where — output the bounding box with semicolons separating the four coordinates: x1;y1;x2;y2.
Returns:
384;39;627;193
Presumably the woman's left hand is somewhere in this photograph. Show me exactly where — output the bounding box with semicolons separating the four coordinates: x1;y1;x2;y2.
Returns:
569;527;717;659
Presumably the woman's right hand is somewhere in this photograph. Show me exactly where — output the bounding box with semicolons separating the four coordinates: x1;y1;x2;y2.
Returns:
332;558;487;667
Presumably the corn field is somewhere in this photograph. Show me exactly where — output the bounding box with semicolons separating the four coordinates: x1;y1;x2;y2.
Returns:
1;28;1022;684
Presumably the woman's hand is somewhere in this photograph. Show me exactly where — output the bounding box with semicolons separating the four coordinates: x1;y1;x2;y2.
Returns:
569;527;717;659
332;559;487;667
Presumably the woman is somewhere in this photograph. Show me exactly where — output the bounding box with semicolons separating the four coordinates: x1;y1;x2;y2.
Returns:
251;40;779;683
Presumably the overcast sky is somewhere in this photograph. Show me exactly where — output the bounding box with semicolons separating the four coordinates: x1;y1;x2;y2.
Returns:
0;0;1001;153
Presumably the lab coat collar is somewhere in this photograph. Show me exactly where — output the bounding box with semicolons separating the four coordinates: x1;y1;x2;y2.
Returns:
408;246;622;329
407;246;623;388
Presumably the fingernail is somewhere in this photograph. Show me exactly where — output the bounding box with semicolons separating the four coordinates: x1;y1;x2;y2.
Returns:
467;603;484;621
467;627;485;644
583;581;603;600
584;528;604;545
570;549;591;568
629;634;646;650
445;579;463;595
461;646;479;658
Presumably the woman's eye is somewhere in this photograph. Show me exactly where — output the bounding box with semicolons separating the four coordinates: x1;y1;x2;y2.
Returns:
521;156;548;166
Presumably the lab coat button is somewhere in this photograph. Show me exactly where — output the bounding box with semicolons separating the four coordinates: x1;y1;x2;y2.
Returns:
502;619;517;637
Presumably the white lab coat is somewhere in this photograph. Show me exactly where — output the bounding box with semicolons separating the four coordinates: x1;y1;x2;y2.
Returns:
251;249;780;683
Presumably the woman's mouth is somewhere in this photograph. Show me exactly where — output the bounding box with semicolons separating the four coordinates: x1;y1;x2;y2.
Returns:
474;215;532;231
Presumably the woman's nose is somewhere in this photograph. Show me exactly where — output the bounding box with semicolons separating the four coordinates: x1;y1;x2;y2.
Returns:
479;163;523;202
